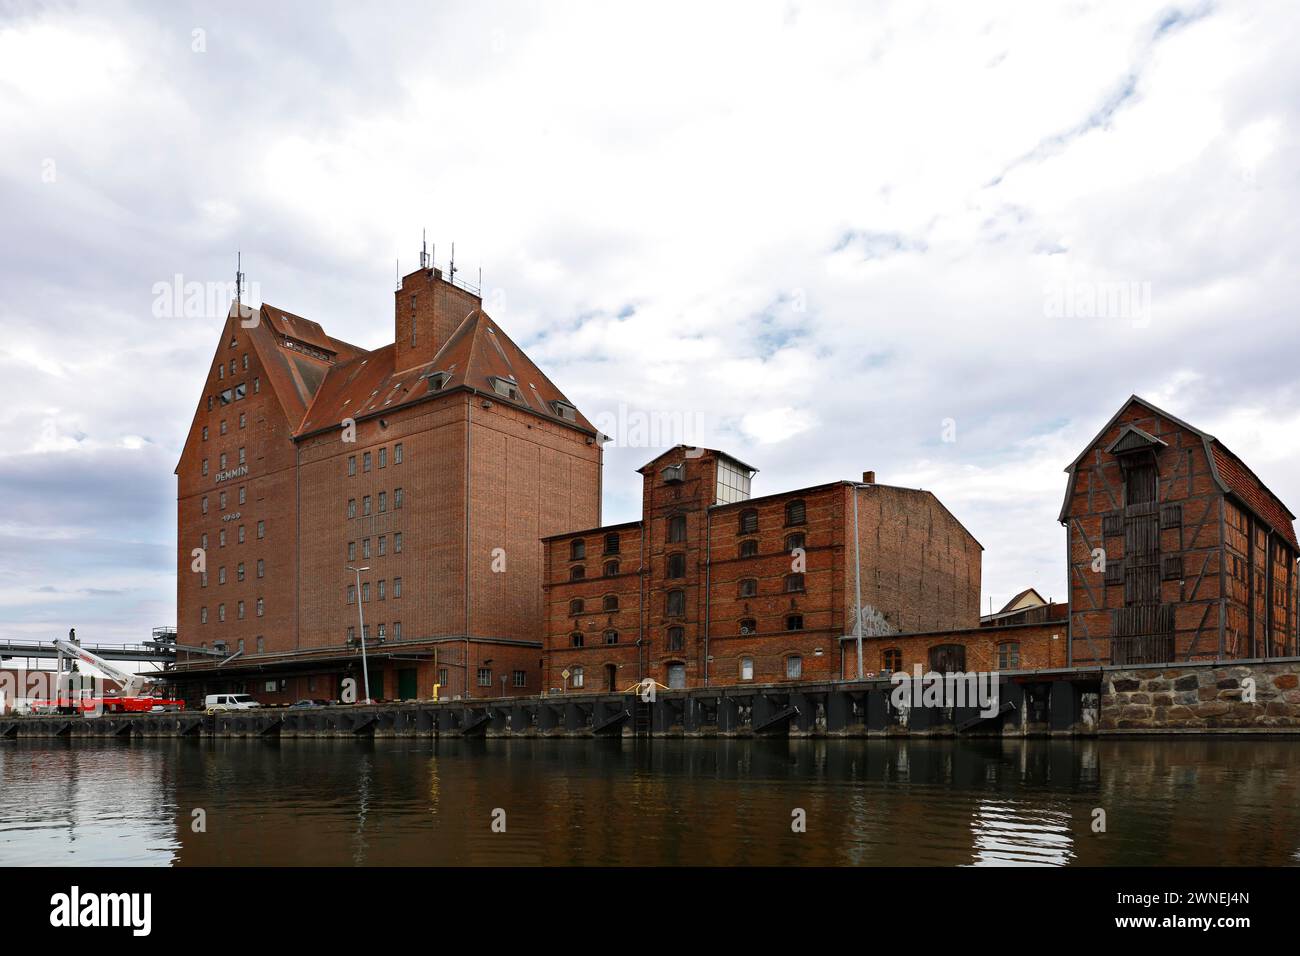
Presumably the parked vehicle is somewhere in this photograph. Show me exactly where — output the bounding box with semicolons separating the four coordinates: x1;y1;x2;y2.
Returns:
204;693;259;713
288;699;332;709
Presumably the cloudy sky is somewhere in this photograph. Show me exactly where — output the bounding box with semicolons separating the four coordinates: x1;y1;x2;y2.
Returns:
2;0;1299;645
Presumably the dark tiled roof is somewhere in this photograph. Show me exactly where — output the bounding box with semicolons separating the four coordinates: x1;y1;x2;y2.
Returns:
1211;443;1299;549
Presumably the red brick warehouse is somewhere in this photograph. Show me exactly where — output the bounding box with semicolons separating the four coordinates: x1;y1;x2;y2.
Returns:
542;447;983;692
173;263;603;704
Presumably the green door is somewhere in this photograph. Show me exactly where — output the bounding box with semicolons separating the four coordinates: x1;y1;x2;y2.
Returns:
397;668;418;701
368;668;385;701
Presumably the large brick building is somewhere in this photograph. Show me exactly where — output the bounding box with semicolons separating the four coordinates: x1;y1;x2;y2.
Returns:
1061;395;1297;666
173;265;601;704
541;446;982;692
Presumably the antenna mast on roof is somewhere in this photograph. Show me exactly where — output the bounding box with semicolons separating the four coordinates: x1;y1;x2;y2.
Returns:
420;229;429;270
449;242;456;282
235;251;245;311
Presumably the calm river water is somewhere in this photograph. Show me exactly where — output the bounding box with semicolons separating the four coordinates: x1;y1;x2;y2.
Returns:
2;737;1298;866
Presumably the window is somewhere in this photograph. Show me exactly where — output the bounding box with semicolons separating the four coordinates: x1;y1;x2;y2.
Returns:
739;618;756;635
239;412;246;429
667;662;686;689
377;579;386;600
348;456;357;476
602;594;618;612
237;525;245;544
997;642;1020;670
604;560;619;577
667;515;686;543
378;536;386;556
666;627;685;651
201;496;209;515
570;539;586;561
363;496;371;516
784;573;805;593
394;488;403;508
513;670;526;688
363;452;372;472
200;606;208;624
217;603;226;622
929;644;966;673
738;578;757;598
394;533;403;553
219;452;227;469
238;487;246;505
220;420;227;436
478;668;493;687
551;400;578;422
376;623;385;642
666;553;686;578
234;383;246;401
202;459;208;476
882;648;903;673
393;622;401;640
219;529;226;547
202;426;208;441
237;446;245;465
393;577;401;598
201;533;208;549
236;562;245;582
571;632;584;648
348;541;356;562
438;667;448;686
394;443;403;463
257;520;265;539
604;532;620;554
219;491;227;510
740;657;754;681
377;492;387;514
785;614;804;631
738;508;758;534
569;598;584;615
348;499;357;518
347;584;356;605
570;666;584;688
256;636;264;654
786;655;802;679
362;538;371;559
218;566;226;585
604;629;619;645
253;376;260;394
256;597;264;618
490;377;524;401
666;589;685;616
378;447;387;468
785;533;805;552
785;499;807;525
570;566;586;581
361;582;370;602
256;559;264;579
347;627;355;644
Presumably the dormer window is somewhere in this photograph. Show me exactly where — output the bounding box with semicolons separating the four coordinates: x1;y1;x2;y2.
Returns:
426;371;449;391
550;400;578;422
489;377;524;402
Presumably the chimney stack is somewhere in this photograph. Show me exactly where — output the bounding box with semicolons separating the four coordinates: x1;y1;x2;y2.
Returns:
862;470;876;484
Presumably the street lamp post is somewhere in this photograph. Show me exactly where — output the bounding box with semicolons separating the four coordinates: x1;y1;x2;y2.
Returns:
347;565;372;704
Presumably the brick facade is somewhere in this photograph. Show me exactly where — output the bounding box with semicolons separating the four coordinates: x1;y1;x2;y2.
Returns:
174;268;600;704
542;447;983;692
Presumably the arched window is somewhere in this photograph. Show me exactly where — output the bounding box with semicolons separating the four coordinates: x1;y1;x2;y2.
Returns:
570;539;586;561
666;627;685;651
785;499;806;526
784;573;805;593
604;560;619;577
569;565;585;581
738;508;758;535
569;598;584;615
666;553;686;578
570;632;584;648
667;514;687;543
738;578;758;598
604;532;620;555
602;594;618;612
739;657;754;681
785;532;805;552
738;618;756;635
666;589;685;616
570;666;584;689
739;539;758;558
882;648;902;673
604;629;619;645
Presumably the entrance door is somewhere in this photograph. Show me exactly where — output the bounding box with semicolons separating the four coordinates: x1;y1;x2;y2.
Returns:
666;663;686;689
605;664;618;692
397;668;418;701
367;668;385;701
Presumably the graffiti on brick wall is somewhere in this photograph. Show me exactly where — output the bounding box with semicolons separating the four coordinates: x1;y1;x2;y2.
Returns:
851;605;897;637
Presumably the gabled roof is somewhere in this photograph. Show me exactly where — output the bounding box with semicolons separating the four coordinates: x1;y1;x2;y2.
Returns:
1060;395;1298;549
998;587;1046;614
635;446;760;475
297;309;595;438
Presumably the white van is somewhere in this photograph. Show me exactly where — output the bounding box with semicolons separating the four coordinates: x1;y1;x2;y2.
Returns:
204;693;260;713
